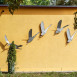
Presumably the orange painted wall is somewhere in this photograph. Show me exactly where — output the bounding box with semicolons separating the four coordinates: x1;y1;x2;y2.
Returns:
0;7;77;72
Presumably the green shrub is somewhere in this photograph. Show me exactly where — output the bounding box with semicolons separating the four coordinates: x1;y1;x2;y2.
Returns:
5;0;23;15
74;12;77;29
7;41;16;74
56;0;65;5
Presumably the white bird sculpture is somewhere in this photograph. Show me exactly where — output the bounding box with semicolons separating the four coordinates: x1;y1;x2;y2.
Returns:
27;29;39;43
5;35;11;46
5;35;22;49
55;20;69;34
67;28;77;43
40;21;52;36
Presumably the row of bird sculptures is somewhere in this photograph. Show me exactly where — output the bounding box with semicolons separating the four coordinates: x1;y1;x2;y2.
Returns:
4;20;77;49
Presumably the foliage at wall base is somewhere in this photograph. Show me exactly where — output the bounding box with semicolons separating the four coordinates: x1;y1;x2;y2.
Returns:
7;41;16;74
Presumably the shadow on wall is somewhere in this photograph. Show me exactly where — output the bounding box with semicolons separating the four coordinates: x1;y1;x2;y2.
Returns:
64;32;68;45
0;7;77;15
0;42;8;52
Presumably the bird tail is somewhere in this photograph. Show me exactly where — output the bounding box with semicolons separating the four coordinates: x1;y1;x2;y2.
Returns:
48;24;52;28
63;25;69;28
17;45;23;47
72;31;77;38
33;32;40;38
45;24;52;32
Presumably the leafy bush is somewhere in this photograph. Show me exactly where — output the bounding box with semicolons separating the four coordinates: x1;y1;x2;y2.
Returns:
30;0;50;5
5;0;23;14
56;0;65;5
65;0;77;5
7;41;16;74
74;12;77;29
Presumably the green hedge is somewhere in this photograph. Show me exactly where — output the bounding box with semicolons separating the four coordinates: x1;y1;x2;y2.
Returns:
7;41;16;74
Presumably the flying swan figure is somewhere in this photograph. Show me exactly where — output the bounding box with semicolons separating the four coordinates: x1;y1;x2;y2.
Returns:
55;20;69;34
40;21;52;36
67;28;77;43
5;35;22;49
27;29;39;43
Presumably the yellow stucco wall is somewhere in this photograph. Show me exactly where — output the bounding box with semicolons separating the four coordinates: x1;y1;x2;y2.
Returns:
0;7;77;72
